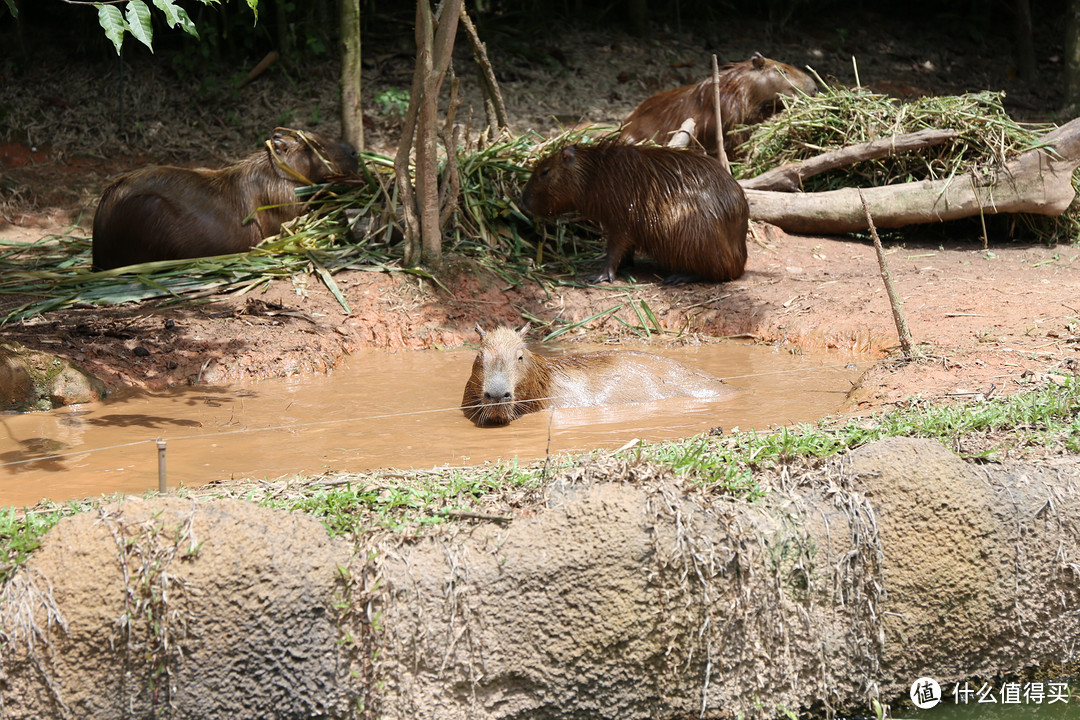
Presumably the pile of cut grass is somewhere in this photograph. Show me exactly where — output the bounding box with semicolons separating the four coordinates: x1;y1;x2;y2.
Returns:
735;80;1079;242
0;130;609;327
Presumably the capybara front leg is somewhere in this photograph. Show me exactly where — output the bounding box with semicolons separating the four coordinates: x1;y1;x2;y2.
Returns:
590;236;632;284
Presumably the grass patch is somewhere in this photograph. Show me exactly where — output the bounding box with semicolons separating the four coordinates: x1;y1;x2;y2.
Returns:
0;500;87;584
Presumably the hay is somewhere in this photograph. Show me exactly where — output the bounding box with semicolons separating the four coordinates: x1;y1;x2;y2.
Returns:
0;129;610;327
734;80;1079;242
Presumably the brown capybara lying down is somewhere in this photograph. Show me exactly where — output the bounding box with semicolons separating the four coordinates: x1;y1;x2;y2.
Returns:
92;127;358;270
618;52;817;155
461;324;735;426
521;142;748;284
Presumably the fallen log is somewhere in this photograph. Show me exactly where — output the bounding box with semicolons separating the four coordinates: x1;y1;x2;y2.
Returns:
740;128;960;192
743;115;1080;235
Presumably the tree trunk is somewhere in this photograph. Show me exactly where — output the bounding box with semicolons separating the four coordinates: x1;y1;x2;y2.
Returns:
396;0;463;270
1014;0;1036;83
1066;0;1080;112
743;117;1080;235
338;0;364;152
627;0;648;35
276;0;292;58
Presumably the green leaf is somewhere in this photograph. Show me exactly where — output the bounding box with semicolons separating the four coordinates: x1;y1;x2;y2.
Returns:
124;0;155;52
95;4;128;55
3;0;18;19
152;0;199;39
244;0;259;22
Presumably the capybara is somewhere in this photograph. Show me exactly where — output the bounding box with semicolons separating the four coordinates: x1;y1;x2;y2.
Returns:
619;53;817;155
521;142;749;284
461;324;735;427
91;127;359;270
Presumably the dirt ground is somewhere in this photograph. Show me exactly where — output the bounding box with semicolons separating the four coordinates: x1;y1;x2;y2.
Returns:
1;18;1078;415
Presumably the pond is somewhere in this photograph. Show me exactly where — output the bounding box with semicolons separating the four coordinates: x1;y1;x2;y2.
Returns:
0;340;863;506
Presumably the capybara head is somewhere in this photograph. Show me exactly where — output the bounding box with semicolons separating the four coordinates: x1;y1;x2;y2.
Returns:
266;127;360;183
618;53;816;155
461;323;548;426
520;145;588;218
738;52;818;121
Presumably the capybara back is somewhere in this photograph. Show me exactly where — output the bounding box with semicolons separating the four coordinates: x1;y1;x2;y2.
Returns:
619;53;817;155
521;142;748;284
92;127;358;270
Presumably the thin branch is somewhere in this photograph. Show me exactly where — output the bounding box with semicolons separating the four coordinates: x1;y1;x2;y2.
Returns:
711;55;730;173
459;6;510;132
859;189;917;359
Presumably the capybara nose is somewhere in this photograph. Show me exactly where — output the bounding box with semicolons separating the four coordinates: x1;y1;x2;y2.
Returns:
484;390;512;404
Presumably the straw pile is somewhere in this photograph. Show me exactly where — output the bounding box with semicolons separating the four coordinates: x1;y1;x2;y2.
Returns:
734;80;1079;240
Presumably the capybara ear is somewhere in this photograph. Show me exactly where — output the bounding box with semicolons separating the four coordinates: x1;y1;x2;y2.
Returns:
560;146;576;164
517;322;532;337
751;52;766;69
475;323;487;338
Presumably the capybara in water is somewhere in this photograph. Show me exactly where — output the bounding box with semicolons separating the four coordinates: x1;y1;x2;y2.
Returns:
461;324;735;427
521;142;749;284
619;53;817;155
91;127;359;270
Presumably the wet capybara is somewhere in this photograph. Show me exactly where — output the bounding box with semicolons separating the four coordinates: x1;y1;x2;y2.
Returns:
521;142;749;284
91;127;359;270
619;53;817;155
461;324;735;427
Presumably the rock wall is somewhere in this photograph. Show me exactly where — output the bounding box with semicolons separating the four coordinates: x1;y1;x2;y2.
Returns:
2;439;1079;719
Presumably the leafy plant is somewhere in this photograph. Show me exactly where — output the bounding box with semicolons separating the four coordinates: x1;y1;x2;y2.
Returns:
94;0;260;55
374;88;410;118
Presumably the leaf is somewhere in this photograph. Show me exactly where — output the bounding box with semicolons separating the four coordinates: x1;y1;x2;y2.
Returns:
243;0;258;22
95;4;128;55
152;0;198;39
3;0;18;19
124;0;155;52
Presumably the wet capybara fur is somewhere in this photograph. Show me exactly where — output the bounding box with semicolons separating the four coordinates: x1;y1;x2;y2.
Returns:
92;127;359;270
461;324;734;427
521;142;749;284
619;53;817;155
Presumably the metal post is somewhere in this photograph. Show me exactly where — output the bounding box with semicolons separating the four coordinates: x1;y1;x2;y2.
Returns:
156;439;167;493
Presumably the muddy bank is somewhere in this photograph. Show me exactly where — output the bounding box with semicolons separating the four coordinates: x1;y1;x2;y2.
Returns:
2;235;1078;418
3;437;1079;719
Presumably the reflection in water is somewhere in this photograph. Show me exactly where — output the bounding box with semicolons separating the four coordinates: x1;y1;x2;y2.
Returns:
0;341;864;506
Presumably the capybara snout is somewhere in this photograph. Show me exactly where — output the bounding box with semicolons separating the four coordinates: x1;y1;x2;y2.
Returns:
91;127;358;270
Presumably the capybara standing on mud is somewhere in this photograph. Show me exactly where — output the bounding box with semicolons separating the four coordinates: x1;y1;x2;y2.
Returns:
619;53;817;155
461;324;735;426
521;142;749;284
91;127;359;270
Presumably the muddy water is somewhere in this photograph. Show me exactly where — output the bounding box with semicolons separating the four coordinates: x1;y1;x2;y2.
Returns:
0;341;863;507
